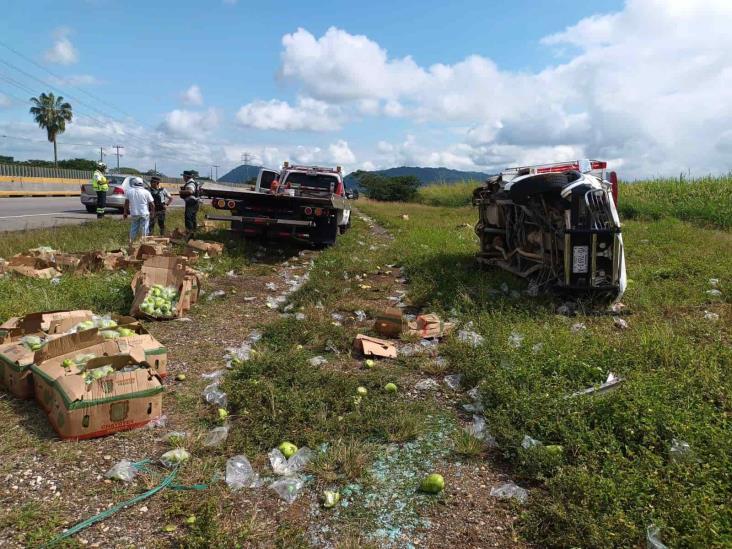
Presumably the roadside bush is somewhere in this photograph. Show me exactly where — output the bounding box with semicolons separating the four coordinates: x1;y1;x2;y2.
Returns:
353;172;420;201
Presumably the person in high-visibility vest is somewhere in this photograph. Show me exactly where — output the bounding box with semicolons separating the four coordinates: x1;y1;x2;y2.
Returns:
91;162;109;219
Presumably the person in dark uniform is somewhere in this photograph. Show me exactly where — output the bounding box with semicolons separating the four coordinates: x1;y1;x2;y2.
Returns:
148;176;173;235
179;170;201;239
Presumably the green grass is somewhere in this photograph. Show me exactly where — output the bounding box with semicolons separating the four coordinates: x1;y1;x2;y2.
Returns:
358;198;731;548
415;180;477;207
619;175;732;230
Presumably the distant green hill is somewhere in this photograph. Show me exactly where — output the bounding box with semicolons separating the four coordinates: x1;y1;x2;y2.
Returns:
344;166;489;187
219;164;264;184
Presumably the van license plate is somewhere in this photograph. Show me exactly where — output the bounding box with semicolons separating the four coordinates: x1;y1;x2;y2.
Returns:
572;246;589;273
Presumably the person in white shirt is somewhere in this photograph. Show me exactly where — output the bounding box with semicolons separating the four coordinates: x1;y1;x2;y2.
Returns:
123;177;155;242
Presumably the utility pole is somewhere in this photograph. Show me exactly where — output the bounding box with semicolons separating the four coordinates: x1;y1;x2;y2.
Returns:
112;145;124;171
212;164;219;181
240;152;256;184
99;147;105;163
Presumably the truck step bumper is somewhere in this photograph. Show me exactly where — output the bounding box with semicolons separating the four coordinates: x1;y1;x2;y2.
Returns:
206;215;314;227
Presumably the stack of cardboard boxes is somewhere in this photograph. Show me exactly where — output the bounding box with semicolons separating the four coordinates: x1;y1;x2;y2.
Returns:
0;310;169;440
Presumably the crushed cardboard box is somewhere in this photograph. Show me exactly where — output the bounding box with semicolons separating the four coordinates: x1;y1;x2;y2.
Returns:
374;308;404;337
6;254;61;279
129;237;171;260
406;314;454;339
130;255;199;319
36;351;163;440
353;334;397;358
76;249;132;273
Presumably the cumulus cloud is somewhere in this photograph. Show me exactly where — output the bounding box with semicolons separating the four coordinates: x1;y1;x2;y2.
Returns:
44;28;78;65
268;1;732;177
236;97;342;131
181;84;203;106
159;108;219;137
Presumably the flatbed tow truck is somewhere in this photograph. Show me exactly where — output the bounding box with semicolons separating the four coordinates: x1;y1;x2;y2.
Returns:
202;162;351;246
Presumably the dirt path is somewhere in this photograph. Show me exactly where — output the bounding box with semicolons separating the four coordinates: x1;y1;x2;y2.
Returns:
0;213;523;548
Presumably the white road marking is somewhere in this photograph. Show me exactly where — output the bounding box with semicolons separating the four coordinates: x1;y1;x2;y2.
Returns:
0;212;81;219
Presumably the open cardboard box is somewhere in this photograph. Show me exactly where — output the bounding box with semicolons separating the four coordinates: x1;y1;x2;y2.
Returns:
6;255;61;279
41;352;163;440
130;256;199;320
129;237;171;261
184;239;224;258
374;308;404;337
31;327;167;411
406;314;454;339
0;309;94;344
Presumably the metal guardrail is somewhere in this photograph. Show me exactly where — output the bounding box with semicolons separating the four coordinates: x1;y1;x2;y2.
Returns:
0;163;184;185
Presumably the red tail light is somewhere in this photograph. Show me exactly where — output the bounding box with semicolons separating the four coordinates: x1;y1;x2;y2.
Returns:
609;171;618;205
304;207;313;215
227;200;236;209
315;208;323;216
112;186;125;195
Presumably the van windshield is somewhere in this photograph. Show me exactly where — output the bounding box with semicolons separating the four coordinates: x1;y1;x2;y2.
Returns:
284;172;338;192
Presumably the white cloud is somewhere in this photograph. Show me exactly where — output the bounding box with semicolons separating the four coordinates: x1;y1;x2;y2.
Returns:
44;28;78;65
181;84;203;106
328;140;356;164
0;93;11;108
159;108;219;137
267;1;732;177
49;74;99;87
236;97;342;131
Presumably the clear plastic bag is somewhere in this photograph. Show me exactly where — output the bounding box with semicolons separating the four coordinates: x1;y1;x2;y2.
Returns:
104;460;138;482
646;524;668;549
160;448;190;468
225;455;261;490
269;477;305;503
415;379;439;392
309;356;328;367
203;382;227;408
490;482;528;503
669;439;692;462
457;330;484;347
203;425;230;447
443;374;463;390
508;332;524;349
521;435;541;449
269;447;313;476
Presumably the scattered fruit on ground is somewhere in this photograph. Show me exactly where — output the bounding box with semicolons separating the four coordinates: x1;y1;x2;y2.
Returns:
356;386;368;396
420;473;445;494
279;441;298;458
385;382;398;393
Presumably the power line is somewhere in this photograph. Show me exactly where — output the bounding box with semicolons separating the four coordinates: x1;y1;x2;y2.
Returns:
112;145;124;170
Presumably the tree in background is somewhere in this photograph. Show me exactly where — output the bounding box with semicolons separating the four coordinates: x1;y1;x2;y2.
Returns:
114;166;142;175
28;92;73;167
354;171;420;201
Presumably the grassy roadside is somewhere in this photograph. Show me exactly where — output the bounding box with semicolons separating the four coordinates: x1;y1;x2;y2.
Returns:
357;197;731;547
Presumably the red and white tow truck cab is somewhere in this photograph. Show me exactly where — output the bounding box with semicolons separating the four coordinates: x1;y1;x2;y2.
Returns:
203;162;351;247
473;159;626;301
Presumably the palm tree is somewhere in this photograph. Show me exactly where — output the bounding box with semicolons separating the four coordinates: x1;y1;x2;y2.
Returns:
29;92;73;167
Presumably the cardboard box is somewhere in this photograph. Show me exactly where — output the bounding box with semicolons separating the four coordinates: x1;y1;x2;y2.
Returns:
41;353;163;440
76;250;130;273
406;314;454;339
31;328;168;411
353;334;397;358
0;338;47;399
0;309;94;344
129;237;171;260
374;308;404;337
130;256;198;319
6;254;61;279
185;240;224;257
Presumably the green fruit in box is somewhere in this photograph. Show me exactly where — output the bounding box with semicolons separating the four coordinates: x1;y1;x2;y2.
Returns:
420;473;445;494
278;441;298;458
154;298;165;308
151;288;161;297
62;359;74;368
356;386;368;396
118;328;134;337
385;382;398;393
153;309;163;317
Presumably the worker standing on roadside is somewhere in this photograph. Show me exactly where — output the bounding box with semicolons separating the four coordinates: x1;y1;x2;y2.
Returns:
179;170;201;239
148;176;172;235
123;177;155;242
91;162;108;219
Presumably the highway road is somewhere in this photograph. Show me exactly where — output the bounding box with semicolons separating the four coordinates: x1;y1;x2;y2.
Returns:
0;197;183;232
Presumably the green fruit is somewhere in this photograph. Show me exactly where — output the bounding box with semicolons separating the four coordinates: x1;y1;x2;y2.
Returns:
322;490;341;508
385;382;398;393
420;473;445;494
118;328;134;337
176;373;186;381
356;386;368;396
217;408;229;421
162;524;176;533
364;359;376;369
184;515;196;526
545;444;564;456
279;441;298;458
62;359;74;368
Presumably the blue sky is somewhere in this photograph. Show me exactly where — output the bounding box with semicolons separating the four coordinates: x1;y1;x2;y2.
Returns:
1;0;730;178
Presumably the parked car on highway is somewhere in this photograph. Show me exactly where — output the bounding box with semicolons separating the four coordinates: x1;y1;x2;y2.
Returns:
80;175;149;213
